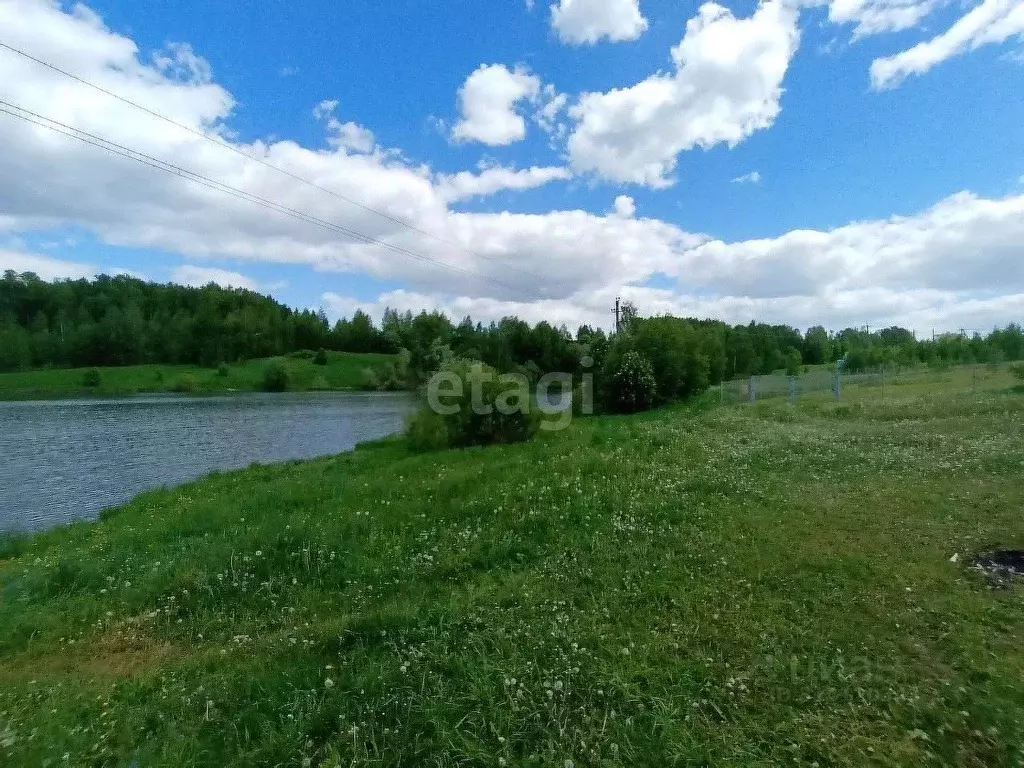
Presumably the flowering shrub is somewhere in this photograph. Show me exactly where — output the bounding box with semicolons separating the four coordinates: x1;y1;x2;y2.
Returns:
604;351;657;413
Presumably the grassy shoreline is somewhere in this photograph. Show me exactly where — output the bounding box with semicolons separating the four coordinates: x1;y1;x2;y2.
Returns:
0;351;396;401
1;373;1022;765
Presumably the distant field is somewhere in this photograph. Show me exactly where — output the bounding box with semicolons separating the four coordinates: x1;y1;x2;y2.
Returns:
0;351;396;400
0;366;1021;765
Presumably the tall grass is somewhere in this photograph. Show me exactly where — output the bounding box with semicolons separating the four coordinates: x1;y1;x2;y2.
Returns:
0;377;1022;765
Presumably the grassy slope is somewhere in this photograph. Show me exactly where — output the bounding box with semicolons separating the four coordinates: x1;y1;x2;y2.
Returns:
0;351;395;400
1;373;1023;766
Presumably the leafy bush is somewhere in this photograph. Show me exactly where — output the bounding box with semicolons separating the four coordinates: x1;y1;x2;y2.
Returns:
406;408;450;452
604;351;657;413
406;360;539;451
216;362;230;378
785;348;802;376
364;348;413;391
313;348;329;366
81;369;101;388
262;360;291;392
607;317;710;404
1012;363;1024;381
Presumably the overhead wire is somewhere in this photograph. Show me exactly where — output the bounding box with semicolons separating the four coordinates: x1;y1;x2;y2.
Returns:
0;99;535;295
0;39;550;285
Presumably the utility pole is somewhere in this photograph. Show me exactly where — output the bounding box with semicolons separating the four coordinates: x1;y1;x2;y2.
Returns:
612;297;621;334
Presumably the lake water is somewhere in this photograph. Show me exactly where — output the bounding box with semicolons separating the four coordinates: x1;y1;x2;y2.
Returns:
0;392;414;532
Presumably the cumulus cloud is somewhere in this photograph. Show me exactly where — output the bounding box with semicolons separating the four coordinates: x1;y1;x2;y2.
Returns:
828;0;941;37
612;195;636;217
534;84;570;138
436;165;572;202
550;0;650;45
0;248;144;281
152;42;213;84
871;0;1024;88
450;64;541;146
664;191;1024;299
312;100;375;153
567;1;800;186
0;0;1022;334
171;264;260;290
0;249;97;280
0;0;700;302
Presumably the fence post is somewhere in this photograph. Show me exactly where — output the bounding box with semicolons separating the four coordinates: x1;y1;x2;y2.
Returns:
749;376;756;403
789;375;796;405
720;381;725;404
834;368;842;401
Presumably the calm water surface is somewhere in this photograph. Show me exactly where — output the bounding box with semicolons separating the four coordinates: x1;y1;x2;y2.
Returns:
0;392;414;532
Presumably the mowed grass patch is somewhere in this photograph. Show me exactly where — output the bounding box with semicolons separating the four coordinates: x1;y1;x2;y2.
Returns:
0;382;1022;765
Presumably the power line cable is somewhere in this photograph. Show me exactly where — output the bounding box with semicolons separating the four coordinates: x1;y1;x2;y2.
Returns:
0;99;531;295
0;39;548;284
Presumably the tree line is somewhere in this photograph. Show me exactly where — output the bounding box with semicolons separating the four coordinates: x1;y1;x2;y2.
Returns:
1;272;1021;399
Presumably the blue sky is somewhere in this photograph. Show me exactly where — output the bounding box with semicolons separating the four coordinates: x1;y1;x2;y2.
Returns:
0;0;1022;332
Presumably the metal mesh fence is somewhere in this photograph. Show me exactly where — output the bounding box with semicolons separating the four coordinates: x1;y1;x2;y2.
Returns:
718;364;1003;405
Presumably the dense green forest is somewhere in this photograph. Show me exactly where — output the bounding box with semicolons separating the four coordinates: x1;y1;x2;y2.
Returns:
2;271;1022;389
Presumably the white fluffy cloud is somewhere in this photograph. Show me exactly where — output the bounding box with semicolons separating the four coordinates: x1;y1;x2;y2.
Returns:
437;166;572;202
828;0;940;37
171;264;260;291
550;0;649;45
612;195;636;217
451;64;541;146
0;0;699;302
0;0;1022;335
312;100;376;153
567;1;800;186
326;188;1024;333
664;191;1024;299
870;0;1024;88
0;248;143;281
0;249;96;280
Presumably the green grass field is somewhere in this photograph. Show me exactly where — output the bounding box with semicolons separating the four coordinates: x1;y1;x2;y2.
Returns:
1;370;1022;766
0;351;395;400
